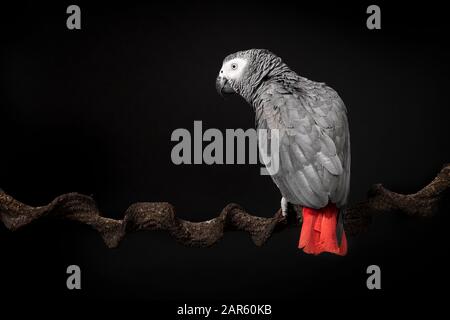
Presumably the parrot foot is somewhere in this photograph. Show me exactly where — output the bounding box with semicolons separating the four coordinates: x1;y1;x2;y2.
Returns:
281;197;288;217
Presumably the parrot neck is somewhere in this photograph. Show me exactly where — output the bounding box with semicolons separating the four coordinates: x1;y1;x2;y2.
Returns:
243;63;292;105
244;65;292;106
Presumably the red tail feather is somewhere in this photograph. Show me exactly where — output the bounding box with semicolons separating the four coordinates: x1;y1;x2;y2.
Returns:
298;203;347;256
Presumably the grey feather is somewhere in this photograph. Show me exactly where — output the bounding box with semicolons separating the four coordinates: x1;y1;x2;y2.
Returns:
255;73;350;208
226;49;351;209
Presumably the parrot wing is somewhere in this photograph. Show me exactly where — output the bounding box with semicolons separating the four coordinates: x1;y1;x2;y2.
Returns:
256;79;350;209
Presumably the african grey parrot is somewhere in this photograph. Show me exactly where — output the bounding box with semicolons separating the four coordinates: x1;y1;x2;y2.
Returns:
216;49;350;255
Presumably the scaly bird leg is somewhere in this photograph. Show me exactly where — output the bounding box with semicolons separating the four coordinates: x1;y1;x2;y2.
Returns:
281;197;288;217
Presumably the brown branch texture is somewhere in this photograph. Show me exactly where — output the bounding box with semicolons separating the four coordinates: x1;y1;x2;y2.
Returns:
1;164;449;248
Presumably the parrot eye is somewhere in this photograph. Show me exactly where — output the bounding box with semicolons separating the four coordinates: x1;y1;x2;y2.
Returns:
231;63;238;70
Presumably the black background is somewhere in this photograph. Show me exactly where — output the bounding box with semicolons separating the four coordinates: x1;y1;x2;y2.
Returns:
1;0;449;317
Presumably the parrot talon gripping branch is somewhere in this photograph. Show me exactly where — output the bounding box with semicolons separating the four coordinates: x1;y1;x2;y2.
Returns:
0;163;449;249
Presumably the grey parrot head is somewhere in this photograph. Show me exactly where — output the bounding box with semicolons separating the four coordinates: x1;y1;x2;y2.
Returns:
216;49;285;101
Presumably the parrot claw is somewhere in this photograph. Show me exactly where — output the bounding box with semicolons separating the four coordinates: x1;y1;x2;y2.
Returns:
281;197;288;217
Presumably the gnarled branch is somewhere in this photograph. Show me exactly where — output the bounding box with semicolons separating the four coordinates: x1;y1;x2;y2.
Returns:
1;164;449;248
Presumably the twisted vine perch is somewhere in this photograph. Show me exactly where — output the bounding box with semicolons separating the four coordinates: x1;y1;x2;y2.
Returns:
1;164;449;248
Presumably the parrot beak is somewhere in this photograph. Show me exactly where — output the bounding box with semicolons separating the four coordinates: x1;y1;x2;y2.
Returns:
216;76;235;97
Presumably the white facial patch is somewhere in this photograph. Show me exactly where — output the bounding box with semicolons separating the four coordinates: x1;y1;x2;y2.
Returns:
219;58;248;81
